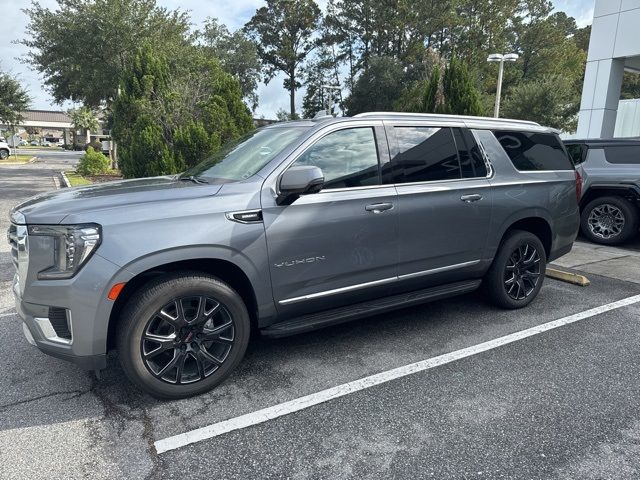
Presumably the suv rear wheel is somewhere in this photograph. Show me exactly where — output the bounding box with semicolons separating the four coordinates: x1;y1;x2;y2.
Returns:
116;272;250;399
0;149;9;160
581;196;639;245
484;230;546;309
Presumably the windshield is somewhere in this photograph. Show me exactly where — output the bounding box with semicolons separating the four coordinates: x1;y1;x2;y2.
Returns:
183;126;310;182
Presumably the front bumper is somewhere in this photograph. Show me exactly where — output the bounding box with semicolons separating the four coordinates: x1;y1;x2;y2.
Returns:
13;253;133;371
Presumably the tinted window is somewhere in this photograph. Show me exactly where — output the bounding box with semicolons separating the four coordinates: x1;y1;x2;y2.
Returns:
385;127;460;183
294;127;379;189
454;128;488;178
604;146;640;165
493;131;573;171
565;143;586;165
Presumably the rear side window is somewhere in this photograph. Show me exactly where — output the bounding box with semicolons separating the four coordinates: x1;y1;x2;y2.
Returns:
384;126;461;183
493;131;573;171
454;128;488;178
565;143;587;165
604;146;640;165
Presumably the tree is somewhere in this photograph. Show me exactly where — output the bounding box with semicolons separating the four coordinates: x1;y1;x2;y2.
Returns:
24;126;40;141
200;18;262;111
501;75;578;130
245;0;321;117
21;0;190;107
440;56;483;116
395;56;483;116
0;70;30;125
112;45;253;178
69;106;99;145
345;56;404;115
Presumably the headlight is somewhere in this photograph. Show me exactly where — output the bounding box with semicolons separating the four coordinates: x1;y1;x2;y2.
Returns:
27;224;101;279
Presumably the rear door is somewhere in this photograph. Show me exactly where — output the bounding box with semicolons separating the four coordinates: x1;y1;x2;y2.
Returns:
383;122;493;284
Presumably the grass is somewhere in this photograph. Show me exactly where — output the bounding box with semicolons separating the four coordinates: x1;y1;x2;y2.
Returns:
16;145;63;150
0;154;35;163
64;171;92;186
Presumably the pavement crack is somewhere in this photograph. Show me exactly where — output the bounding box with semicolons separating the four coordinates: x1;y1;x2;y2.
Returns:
89;374;163;478
0;389;87;411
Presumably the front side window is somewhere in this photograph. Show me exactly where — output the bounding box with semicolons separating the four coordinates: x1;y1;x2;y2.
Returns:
385;127;461;183
293;127;380;189
493;130;573;171
604;145;640;165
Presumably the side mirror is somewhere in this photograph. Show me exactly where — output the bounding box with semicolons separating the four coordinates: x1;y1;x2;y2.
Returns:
277;165;324;205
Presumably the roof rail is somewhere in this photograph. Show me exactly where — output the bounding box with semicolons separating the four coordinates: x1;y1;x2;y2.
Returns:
353;112;541;127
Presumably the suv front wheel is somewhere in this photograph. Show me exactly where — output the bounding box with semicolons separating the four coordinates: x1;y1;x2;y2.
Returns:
116;272;250;399
581;196;639;245
484;230;547;309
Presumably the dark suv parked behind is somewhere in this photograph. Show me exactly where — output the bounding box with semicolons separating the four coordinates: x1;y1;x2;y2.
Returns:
564;138;640;245
9;113;580;398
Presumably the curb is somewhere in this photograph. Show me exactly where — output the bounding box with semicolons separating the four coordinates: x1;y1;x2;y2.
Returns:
60;171;71;188
545;268;591;287
0;155;37;165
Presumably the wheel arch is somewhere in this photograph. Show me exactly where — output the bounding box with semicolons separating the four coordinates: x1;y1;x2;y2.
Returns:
580;184;640;211
106;255;267;352
494;212;553;259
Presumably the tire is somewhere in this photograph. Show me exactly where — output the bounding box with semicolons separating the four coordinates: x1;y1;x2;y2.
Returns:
580;196;639;245
0;149;9;160
484;230;547;309
116;272;250;399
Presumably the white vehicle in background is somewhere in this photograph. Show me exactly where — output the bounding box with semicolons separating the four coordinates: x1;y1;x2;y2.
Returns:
0;141;11;159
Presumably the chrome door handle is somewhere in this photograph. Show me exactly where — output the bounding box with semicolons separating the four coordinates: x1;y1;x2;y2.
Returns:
460;194;483;203
365;203;394;213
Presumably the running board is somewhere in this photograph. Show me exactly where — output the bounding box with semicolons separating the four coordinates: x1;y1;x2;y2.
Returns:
261;279;482;338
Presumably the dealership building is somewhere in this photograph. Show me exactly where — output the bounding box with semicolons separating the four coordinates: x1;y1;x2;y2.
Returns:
577;0;640;139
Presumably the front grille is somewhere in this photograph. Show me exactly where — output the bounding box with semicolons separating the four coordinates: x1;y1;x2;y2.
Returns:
7;223;19;270
48;307;72;340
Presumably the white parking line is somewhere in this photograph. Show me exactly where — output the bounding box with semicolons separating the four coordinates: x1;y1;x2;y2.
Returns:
154;294;640;455
0;312;16;319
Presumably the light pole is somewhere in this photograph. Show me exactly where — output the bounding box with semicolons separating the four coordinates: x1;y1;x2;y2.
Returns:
487;53;519;118
321;85;342;117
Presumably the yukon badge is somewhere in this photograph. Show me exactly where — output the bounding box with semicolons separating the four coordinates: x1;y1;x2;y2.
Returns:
275;256;326;268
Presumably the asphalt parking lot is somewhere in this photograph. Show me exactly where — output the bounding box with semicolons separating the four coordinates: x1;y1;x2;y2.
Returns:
2;160;640;479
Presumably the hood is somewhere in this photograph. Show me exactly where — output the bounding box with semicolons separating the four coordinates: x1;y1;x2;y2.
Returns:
12;176;222;224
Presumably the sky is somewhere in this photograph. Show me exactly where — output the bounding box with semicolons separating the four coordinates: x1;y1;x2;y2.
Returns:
0;0;595;119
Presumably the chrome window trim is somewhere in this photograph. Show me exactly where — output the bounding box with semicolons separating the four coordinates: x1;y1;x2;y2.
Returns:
279;259;481;305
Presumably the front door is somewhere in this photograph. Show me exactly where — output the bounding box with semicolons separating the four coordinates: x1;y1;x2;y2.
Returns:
261;124;399;315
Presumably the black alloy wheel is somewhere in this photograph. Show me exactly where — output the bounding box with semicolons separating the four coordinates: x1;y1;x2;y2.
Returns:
117;273;250;399
484;230;547;309
141;296;235;385
503;243;542;301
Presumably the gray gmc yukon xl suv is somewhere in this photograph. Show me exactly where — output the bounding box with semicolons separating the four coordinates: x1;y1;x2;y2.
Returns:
9;113;579;398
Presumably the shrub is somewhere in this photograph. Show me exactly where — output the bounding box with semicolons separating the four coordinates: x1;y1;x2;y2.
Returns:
84;140;103;152
77;147;110;176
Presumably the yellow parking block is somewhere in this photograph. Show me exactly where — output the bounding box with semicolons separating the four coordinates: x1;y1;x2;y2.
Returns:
545;268;590;286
